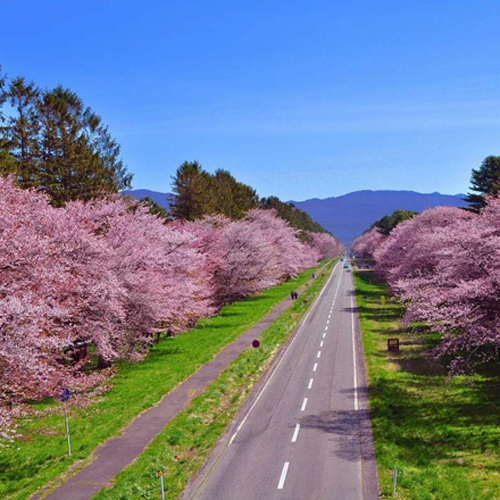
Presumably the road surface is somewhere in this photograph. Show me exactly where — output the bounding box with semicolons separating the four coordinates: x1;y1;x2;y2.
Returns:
186;261;379;500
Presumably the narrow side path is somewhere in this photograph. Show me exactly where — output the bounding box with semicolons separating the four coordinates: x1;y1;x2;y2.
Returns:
33;265;329;500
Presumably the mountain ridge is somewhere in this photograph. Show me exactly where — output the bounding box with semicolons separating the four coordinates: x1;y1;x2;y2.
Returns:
290;190;467;245
124;188;468;246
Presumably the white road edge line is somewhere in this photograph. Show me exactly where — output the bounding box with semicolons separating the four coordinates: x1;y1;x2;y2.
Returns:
349;274;364;494
351;293;359;411
308;378;314;389
277;462;290;489
291;424;300;442
228;261;340;445
301;397;308;411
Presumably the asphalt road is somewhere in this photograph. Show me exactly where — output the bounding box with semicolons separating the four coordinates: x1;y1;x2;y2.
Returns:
186;261;379;500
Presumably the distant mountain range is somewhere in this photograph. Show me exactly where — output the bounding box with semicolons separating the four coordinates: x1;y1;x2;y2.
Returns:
124;188;468;246
290;190;467;246
123;189;175;208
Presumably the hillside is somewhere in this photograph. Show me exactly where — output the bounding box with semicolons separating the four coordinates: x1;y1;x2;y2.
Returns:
123;189;175;209
290;190;467;245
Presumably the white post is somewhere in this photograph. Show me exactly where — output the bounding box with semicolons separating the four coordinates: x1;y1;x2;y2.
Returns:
64;406;71;457
392;468;398;495
159;473;165;500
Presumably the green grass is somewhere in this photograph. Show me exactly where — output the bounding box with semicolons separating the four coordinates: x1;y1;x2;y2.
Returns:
354;270;500;500
0;263;326;500
92;261;335;500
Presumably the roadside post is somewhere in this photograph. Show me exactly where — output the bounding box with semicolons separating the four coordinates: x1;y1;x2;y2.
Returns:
158;471;165;500
252;339;260;367
392;468;398;495
60;388;71;457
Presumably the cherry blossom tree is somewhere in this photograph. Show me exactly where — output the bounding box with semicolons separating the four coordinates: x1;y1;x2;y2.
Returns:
185;214;282;304
308;231;344;260
369;204;500;372
246;209;318;278
387;204;500;372
0;177;123;438
351;227;386;259
373;206;472;287
67;198;214;351
178;210;325;306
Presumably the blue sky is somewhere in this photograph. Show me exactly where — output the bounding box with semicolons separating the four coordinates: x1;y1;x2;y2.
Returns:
2;0;499;200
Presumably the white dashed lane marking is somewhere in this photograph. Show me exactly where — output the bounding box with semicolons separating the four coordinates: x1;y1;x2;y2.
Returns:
277;462;290;489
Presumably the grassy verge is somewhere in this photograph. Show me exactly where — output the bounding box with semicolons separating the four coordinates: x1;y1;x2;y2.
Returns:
354;270;500;500
0;263;326;500
91;261;336;500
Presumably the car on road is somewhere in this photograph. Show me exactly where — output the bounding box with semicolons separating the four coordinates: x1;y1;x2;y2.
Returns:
343;263;349;268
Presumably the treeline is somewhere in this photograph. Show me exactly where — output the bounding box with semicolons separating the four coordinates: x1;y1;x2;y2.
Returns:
370;209;418;235
0;69;132;207
352;155;500;373
260;195;326;235
171;160;329;236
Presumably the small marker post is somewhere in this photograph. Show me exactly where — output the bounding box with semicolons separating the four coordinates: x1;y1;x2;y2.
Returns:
392;468;398;496
60;388;71;457
64;405;71;457
158;471;165;500
252;339;260;367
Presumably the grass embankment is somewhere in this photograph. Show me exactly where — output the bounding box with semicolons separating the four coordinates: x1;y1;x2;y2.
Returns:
0;262;326;500
354;270;500;500
92;261;336;500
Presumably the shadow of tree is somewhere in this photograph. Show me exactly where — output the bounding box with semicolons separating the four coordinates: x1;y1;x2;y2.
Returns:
366;375;500;468
300;409;375;462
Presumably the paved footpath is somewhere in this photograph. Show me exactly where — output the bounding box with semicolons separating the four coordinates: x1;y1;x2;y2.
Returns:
184;261;379;500
32;265;329;500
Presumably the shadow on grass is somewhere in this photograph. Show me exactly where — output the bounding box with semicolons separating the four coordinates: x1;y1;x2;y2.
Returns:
367;375;500;466
354;269;500;495
342;304;402;323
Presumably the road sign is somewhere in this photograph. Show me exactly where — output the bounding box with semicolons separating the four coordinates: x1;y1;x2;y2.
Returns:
387;338;400;351
60;388;71;402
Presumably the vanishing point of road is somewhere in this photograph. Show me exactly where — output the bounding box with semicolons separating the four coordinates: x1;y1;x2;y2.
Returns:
185;261;379;500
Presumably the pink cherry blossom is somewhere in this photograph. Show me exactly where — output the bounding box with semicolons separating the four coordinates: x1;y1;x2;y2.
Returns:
365;203;500;372
351;227;386;259
0;176;334;442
